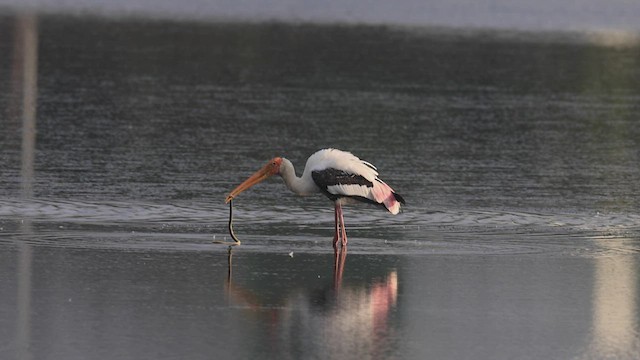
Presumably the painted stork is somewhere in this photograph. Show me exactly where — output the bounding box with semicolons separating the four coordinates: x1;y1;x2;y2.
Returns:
225;148;405;250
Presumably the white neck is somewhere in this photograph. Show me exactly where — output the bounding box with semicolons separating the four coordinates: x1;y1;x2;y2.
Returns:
279;158;317;196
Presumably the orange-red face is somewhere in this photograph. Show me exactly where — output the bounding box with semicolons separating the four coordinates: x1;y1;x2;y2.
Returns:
225;157;283;203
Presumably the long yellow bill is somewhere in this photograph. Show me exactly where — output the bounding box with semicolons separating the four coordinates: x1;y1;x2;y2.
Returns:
225;159;280;203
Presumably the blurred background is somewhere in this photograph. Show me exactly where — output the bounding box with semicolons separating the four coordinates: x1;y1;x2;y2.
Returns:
2;0;640;32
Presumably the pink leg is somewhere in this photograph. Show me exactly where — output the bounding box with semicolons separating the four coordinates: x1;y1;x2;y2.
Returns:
339;204;348;248
333;202;348;290
333;202;340;251
333;202;348;250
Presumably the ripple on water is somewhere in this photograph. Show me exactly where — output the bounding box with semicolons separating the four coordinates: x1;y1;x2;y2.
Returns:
1;198;639;256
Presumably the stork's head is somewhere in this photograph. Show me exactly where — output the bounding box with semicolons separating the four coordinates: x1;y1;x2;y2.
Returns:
225;157;283;203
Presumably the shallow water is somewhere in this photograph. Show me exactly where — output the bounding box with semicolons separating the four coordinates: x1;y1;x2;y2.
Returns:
1;13;640;360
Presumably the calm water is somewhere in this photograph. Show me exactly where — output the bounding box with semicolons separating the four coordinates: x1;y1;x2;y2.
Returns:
2;13;640;360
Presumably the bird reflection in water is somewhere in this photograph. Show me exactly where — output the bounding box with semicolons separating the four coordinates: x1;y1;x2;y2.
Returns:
222;246;353;300
333;246;348;291
221;247;399;356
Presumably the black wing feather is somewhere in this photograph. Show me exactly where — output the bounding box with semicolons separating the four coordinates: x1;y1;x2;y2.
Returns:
311;168;373;188
311;168;374;202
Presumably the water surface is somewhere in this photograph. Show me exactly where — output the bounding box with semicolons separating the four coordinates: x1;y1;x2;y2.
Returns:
1;13;640;360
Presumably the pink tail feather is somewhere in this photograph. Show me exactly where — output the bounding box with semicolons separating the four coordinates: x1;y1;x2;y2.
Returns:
372;181;402;215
